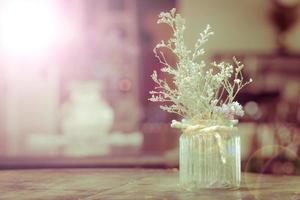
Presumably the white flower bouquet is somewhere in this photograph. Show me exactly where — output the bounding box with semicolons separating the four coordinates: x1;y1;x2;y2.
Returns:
149;8;252;189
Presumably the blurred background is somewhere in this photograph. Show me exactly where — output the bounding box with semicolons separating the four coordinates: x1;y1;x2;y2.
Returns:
0;0;299;175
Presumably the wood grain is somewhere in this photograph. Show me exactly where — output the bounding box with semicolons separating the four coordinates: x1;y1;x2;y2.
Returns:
0;169;300;200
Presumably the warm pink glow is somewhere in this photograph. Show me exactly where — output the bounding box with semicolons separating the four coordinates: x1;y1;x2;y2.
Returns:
0;0;65;57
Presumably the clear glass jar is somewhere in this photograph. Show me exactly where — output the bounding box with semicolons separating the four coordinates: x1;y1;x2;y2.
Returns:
179;126;241;189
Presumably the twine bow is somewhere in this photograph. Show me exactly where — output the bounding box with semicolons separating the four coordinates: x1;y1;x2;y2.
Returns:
171;120;238;164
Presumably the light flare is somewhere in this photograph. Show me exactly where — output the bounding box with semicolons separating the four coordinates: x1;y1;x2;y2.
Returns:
0;0;65;57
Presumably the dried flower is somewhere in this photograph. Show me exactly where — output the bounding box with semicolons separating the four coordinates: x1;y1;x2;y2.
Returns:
149;8;252;126
214;101;244;120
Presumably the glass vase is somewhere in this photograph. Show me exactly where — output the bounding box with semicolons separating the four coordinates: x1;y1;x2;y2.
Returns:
179;125;240;189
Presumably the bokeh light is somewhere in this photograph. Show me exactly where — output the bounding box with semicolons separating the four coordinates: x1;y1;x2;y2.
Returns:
0;0;65;58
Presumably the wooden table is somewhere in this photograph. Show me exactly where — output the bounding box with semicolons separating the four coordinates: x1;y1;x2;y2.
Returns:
0;168;300;200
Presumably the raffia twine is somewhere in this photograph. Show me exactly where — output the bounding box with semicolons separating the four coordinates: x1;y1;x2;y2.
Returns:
171;119;238;164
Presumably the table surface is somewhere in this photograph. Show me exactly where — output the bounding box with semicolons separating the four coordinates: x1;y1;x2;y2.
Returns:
0;168;300;200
